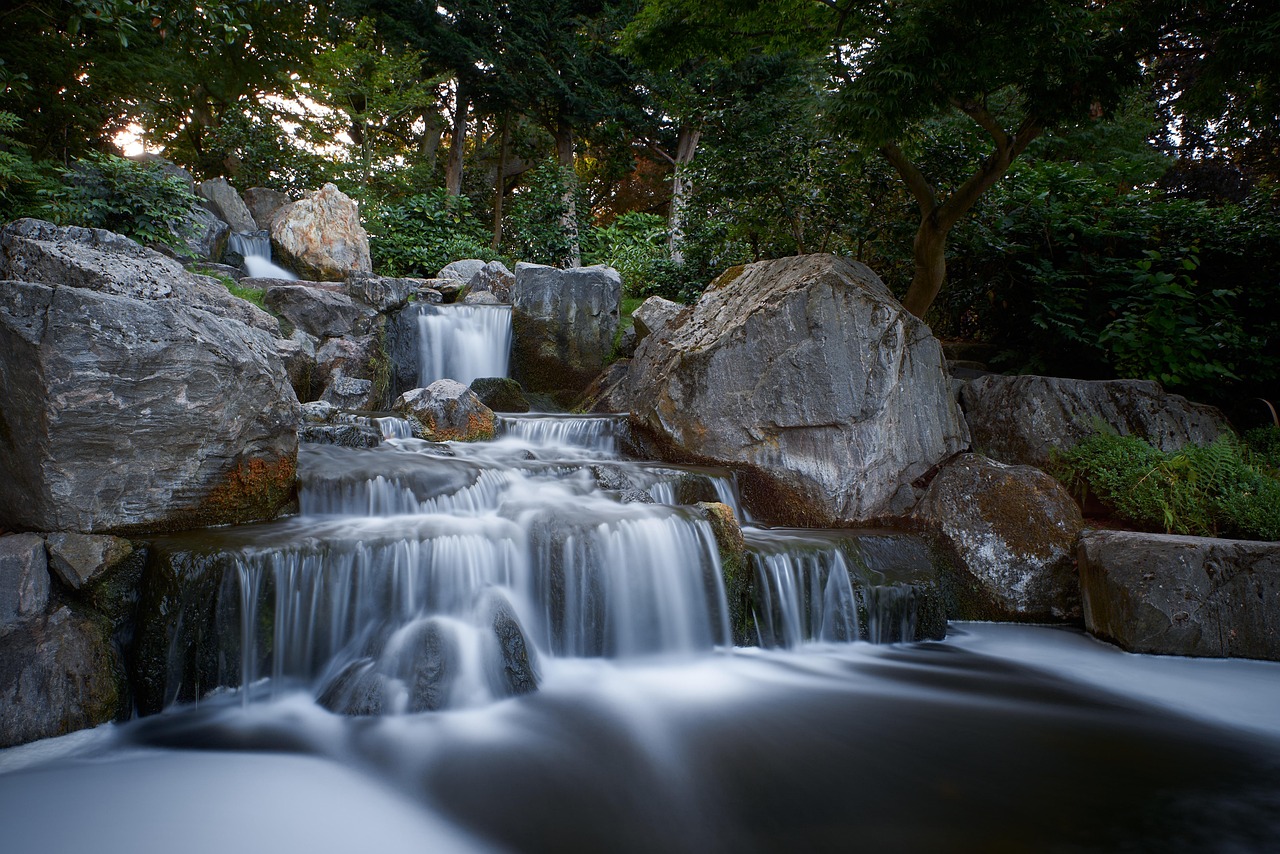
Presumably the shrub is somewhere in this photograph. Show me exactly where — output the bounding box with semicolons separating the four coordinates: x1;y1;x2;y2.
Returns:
40;152;201;252
501;160;584;267
365;188;497;277
1051;430;1280;541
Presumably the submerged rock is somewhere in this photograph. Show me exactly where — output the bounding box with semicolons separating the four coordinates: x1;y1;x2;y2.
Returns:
317;659;386;716
1078;530;1280;661
511;263;621;401
271;184;372;281
913;454;1083;622
395;380;496;442
629;254;969;526
397;619;458;713
960;376;1230;469
482;590;538;697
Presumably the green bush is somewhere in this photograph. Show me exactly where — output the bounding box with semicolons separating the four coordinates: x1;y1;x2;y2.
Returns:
1051;430;1280;541
1244;425;1280;472
40;152;202;252
365;188;497;277
501;160;584;267
0;111;56;221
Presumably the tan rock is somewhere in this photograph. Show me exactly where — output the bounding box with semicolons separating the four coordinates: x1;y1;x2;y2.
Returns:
271;184;373;281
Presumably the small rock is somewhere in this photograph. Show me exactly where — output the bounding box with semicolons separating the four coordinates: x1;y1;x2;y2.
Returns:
44;533;133;591
0;534;49;627
462;289;501;305
395;380;497;442
469;377;530;413
468;261;515;302
436;259;487;284
320;374;377;411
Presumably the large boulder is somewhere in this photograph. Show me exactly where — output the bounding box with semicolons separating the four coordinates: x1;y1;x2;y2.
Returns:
1078;530;1280;661
467;260;515;303
196;177;258;234
469;377;530;413
960;376;1230;469
511;262;621;400
180;206;231;262
629;255;969;526
394;380;496;442
345;272;416;313
271;184;373;281
0;606;124;747
913;454;1084;621
0;224;299;534
264;283;377;340
0;219;279;335
242;187;293;232
0;533;49;628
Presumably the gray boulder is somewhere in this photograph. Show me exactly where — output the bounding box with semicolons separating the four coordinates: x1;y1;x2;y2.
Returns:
961;375;1230;469
243;187;293;232
462;289;502;305
631;296;687;346
0;606;123;747
196;177;258;234
45;533;133;591
130;153;195;194
275;330;319;402
265;283;377;339
511;262;621;400
580;360;633;413
299;422;381;449
320;375;377;411
467;261;515;302
271;184;372;282
0;533;49;627
1078;530;1280;661
0;219;279;335
180;206;231;262
629;255;969;526
437;259;487;284
469;377;531;413
394;380;496;442
0;278;298;534
314;334;379;388
345;273;416;313
913;454;1083;621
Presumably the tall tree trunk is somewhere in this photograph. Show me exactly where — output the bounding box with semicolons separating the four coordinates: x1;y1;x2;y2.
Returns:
419;111;446;169
667;126;701;265
903;215;948;318
445;79;470;197
491;112;510;252
555;118;581;267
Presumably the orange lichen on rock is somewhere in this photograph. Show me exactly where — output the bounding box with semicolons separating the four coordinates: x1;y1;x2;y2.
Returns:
201;454;298;525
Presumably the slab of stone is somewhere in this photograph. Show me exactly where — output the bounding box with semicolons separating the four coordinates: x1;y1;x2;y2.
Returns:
1078;529;1280;661
0;533;49;627
45;533;134;591
345;273;416;313
197;177;258;234
511;263;621;399
265;283;377;340
437;259;487;283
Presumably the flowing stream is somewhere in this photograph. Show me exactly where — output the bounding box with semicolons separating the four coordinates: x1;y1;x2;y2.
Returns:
2;312;1279;853
229;229;297;280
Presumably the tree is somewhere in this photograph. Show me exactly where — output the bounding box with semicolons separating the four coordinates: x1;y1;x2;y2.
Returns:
625;0;1155;317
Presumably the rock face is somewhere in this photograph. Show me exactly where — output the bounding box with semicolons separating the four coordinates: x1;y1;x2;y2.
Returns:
630;254;969;526
511;263;621;400
265;282;376;340
0;606;124;748
395;380;496;442
1078;530;1280;661
0;534;49;627
437;259;487;284
631;296;687;346
913;454;1083;621
271;184;372;281
243;187;293;232
0;222;299;534
580;360;633;413
961;376;1230;469
196;177;257;234
345;272;415;313
467;261;515;303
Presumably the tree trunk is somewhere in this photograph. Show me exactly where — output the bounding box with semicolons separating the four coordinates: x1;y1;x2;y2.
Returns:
491;112;510;251
668;126;701;265
418;111;446;170
555;118;581;267
445;79;470;197
902;216;948;318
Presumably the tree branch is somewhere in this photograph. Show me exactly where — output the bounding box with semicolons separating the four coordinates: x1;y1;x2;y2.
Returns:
880;143;937;216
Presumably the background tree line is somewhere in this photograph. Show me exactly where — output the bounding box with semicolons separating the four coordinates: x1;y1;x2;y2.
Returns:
0;0;1276;413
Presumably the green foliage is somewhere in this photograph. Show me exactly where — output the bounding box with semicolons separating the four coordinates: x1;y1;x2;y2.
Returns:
40;152;200;251
1051;431;1280;542
1244;426;1280;472
501;160;583;267
366;188;497;277
0;112;58;221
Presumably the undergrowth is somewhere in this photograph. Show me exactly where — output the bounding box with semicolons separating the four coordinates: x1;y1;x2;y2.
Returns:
1050;428;1280;541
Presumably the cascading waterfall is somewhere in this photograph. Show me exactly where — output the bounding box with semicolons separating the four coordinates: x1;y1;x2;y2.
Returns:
497;413;626;453
228;229;297;280
416;304;512;386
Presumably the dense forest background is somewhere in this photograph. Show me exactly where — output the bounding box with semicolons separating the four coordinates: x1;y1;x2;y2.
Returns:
1;0;1277;416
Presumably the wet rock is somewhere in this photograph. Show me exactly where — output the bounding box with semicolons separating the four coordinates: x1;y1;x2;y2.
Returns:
196;177;257;234
629;254;969;526
579;360;632;414
437;259;487;284
0;274;298;534
298;423;381;448
320;375;378;411
960;375;1230;469
397;619;457;712
631;296;687;346
467;260;515;303
1078;530;1280;661
265;283;377;339
482;591;538;697
271;184;372;281
469;377;530;413
0;218;279;335
511;263;621;400
0;533;49;627
913;454;1084;622
243;187;294;232
317;659;385;716
45;533;133;592
395;380;497;442
181;206;230;262
276;331;319;402
301;400;337;423
344;272;416;313
314;334;380;388
0;606;124;747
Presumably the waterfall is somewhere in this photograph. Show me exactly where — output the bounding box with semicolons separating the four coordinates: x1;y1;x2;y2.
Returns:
416;304;511;386
228;229;297;280
497;414;627;453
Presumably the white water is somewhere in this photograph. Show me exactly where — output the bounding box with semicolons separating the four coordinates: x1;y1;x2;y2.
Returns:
416;304;511;385
229;230;297;280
